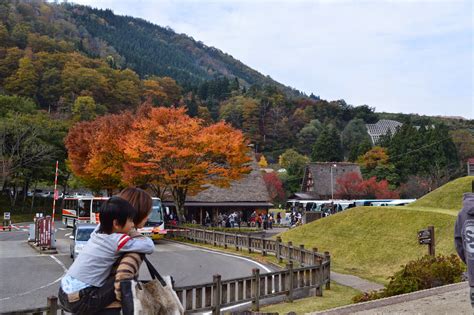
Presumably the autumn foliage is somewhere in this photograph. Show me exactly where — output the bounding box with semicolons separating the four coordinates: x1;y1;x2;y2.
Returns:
66;105;251;218
263;172;285;202
335;171;399;200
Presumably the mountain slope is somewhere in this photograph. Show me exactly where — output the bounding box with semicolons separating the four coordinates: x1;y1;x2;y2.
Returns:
66;4;300;94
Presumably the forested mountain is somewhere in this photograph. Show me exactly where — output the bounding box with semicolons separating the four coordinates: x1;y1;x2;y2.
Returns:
69;5;300;95
0;0;473;204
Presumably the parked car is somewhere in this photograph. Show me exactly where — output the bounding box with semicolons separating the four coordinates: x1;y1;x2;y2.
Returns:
69;223;96;260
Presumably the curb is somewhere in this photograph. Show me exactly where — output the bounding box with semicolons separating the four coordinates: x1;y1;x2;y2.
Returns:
164;238;282;271
310;281;468;314
27;240;58;255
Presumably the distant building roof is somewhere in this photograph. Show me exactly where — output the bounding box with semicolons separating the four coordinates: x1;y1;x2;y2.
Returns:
301;162;362;199
366;119;403;144
182;157;272;204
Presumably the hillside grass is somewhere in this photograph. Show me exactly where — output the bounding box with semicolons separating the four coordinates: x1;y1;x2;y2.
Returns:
279;206;457;284
261;283;359;314
408;176;474;210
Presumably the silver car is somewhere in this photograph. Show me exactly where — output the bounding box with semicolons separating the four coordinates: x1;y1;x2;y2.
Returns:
70;223;96;260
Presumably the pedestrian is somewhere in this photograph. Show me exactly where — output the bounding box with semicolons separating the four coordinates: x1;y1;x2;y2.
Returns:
455;192;474;308
276;212;281;225
58;195;154;315
256;214;262;229
268;214;274;229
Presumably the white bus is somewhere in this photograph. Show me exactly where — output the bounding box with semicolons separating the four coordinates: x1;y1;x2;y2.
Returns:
62;197;166;240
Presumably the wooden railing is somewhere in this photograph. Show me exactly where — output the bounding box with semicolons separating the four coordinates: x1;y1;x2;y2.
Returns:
167;227;331;314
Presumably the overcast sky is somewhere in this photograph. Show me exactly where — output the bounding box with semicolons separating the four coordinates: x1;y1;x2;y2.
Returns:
67;0;473;119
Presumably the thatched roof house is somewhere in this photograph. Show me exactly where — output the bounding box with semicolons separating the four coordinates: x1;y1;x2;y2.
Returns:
163;158;273;223
300;162;362;200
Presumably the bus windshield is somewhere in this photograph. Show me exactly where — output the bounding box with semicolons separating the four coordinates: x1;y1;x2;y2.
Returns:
147;199;164;224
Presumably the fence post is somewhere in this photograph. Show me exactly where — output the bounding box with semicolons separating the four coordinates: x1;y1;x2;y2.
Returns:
224;231;227;249
276;236;282;263
248;235;252;253
324;251;331;289
261;236;267;256
286;262;294;302
213;230;217;246
288;241;293;263
235;233;239;251
213;274;222;315
299;244;305;266
252;268;260;311
47;296;58;315
314;255;323;297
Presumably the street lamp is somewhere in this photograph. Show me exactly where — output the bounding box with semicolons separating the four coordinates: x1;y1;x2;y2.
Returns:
330;163;337;200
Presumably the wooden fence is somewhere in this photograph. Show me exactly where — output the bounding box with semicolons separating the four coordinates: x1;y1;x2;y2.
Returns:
167;227;331;314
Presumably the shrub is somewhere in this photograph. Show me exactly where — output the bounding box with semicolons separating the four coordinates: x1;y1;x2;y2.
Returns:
352;254;464;303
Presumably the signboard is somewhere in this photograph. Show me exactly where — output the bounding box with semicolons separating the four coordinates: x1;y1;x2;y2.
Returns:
3;212;10;220
419;238;431;245
54;190;59;201
417;225;435;256
418;229;431;240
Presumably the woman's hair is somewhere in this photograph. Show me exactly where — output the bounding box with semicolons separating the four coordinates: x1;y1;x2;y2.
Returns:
98;197;136;234
117;187;153;225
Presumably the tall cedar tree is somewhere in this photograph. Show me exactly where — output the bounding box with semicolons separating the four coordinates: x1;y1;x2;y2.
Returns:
122;106;251;220
312;126;343;162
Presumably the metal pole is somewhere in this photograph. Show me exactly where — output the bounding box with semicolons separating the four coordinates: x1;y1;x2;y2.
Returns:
50;161;59;249
330;166;334;200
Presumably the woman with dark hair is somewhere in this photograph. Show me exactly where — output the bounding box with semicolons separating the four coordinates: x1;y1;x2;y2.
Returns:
98;187;154;315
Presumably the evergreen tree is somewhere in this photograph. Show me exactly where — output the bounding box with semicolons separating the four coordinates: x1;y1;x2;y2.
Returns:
311;126;343;162
341;118;372;159
296;119;322;155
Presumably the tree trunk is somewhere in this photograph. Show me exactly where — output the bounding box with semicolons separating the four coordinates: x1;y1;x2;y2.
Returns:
30;181;37;213
172;187;187;223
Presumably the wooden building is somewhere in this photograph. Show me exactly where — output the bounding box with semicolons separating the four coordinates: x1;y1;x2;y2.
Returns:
163;158;273;223
300;162;362;200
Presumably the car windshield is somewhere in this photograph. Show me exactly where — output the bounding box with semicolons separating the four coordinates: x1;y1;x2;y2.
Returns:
76;228;94;241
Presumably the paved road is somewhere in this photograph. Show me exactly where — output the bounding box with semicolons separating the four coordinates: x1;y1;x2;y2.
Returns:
0;222;274;313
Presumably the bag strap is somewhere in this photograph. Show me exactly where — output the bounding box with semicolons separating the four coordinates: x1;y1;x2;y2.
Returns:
144;256;167;287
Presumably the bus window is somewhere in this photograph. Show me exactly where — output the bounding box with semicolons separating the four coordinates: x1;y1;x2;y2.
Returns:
92;199;105;213
78;199;91;217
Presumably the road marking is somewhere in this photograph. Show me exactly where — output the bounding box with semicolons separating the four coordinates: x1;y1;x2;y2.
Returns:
65;232;71;237
192;247;272;273
0;255;67;302
22;229;28;231
58;228;66;231
187;244;272;314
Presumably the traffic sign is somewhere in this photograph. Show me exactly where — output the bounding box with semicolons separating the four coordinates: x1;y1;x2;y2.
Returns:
419;238;431;245
3;212;10;220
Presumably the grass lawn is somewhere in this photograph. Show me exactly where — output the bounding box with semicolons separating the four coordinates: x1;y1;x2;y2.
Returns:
278;176;472;285
261;283;359;314
409;176;473;210
279;206;457;284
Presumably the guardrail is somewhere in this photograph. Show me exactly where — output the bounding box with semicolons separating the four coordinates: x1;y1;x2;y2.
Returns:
166;227;331;314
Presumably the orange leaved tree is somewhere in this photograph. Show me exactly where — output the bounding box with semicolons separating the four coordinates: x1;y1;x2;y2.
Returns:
65;112;133;194
123;106;251;220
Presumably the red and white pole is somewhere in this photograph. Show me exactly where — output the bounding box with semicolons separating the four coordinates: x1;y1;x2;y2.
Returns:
52;160;59;227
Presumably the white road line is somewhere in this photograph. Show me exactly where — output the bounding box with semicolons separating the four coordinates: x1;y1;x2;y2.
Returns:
0;256;67;302
58;228;66;231
65;232;71;237
192;247;272;273
22;229;28;231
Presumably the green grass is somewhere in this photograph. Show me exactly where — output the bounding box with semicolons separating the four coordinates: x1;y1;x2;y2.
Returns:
279;206;457;284
260;283;359;314
408;176;474;210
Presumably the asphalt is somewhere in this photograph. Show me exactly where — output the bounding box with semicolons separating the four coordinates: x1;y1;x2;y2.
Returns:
0;221;276;313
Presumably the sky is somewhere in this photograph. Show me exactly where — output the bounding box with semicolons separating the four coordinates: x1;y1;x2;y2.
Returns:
67;0;473;119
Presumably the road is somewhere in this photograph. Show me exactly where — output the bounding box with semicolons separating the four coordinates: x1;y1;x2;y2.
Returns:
0;221;275;313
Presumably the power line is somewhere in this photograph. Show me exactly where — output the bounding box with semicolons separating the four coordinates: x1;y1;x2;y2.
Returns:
388;136;452;160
